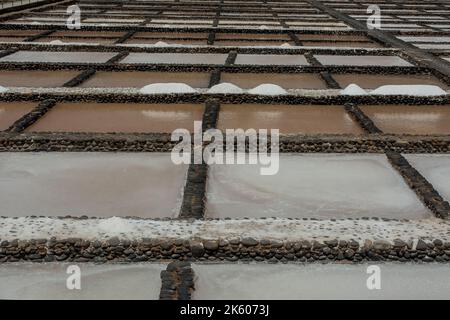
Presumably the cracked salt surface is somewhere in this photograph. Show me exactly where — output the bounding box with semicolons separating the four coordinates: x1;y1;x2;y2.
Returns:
192;263;450;300
206;154;430;219
0;263;165;300
0;153;187;218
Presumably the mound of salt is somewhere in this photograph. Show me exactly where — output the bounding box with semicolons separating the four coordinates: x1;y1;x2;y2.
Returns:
153;41;170;47
207;82;244;94
139;83;198;94
248;84;287;95
340;84;368;96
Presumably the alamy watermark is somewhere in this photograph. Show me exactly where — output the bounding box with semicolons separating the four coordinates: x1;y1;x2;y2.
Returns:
366;265;381;290
171;121;280;175
367;4;381;30
66;265;81;290
66;5;81;30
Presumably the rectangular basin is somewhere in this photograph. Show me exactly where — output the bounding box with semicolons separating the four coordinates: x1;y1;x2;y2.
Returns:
315;55;412;66
359;105;450;134
0;102;35;130
26;103;204;133
193;263;450;300
217;104;363;134
235;54;309;65
121;53;228;65
0;263;165;300
0;51;117;63
0;152;187;218
404;154;450;203
206;154;429;219
0;70;79;87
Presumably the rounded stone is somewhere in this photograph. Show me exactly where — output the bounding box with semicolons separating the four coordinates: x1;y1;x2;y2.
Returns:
242;237;258;247
204;240;219;251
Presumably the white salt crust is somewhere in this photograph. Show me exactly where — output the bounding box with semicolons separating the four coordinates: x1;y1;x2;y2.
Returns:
0;216;449;245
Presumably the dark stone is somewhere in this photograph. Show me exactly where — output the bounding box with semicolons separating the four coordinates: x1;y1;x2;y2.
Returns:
191;243;205;258
373;240;391;250
324;239;338;247
393;239;406;248
344;248;355;259
107;237;120;246
204;240;219;251
416;239;428;251
241;237;258;247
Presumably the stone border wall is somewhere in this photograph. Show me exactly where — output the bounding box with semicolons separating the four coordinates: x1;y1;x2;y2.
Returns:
160;261;195;300
1;237;449;264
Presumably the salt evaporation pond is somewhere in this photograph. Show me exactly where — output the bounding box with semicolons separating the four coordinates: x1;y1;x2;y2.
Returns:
193;263;450;300
121;53;228;65
26;103;204;133
217;104;363;134
404;154;450;203
0;152;187;218
0;51;117;63
0;102;35;130
234;54;309;65
0;70;80;87
360;105;450;135
206;154;430;219
314;55;412;66
0;263;165;300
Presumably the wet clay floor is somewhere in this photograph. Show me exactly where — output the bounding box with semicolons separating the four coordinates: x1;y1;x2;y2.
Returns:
217;104;364;134
359;105;450;134
0;70;79;87
0;102;36;130
26;103;204;133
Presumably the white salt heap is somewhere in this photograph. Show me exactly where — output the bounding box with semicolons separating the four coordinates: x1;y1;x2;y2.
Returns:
139;83;198;94
248;84;287;95
153;41;170;47
207;82;244;94
340;84;368;95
